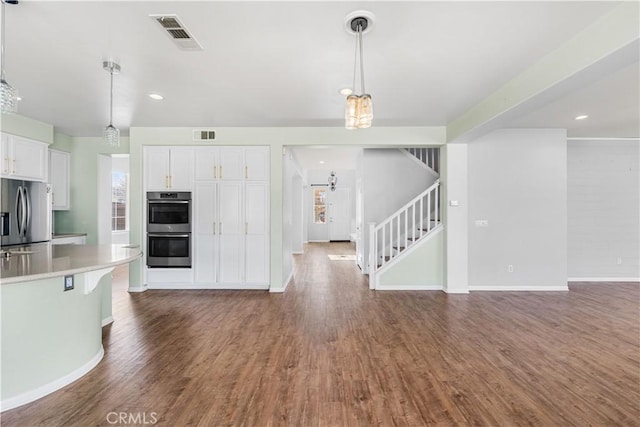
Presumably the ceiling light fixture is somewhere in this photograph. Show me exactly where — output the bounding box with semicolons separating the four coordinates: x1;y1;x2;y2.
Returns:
103;61;121;147
149;93;164;100
0;0;19;114
328;171;338;191
574;115;588;120
345;12;374;130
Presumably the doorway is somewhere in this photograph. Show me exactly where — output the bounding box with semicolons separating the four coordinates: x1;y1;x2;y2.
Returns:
328;187;351;241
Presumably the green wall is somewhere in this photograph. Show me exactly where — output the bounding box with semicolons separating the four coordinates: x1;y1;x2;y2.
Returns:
49;137;130;244
0;113;54;143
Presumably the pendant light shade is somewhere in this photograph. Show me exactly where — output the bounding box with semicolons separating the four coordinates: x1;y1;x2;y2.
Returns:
103;61;121;147
1;0;19;114
344;15;373;130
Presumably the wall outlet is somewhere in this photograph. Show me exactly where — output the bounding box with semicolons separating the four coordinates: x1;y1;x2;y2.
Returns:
474;219;489;227
64;275;74;291
617;257;623;265
507;265;514;273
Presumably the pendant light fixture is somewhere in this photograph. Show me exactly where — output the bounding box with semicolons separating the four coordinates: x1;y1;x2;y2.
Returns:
345;13;373;130
103;61;121;147
1;0;19;114
328;171;338;191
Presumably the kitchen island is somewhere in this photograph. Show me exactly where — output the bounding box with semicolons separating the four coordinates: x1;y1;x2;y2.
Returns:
0;243;142;412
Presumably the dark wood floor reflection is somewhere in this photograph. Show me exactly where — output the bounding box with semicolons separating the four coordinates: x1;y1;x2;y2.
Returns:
3;242;639;426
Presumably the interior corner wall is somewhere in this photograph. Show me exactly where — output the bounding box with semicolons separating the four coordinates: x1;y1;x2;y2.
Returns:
49;137;130;244
567;139;640;279
467;129;568;290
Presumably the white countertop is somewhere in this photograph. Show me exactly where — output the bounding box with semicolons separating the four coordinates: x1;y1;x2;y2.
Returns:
0;243;142;285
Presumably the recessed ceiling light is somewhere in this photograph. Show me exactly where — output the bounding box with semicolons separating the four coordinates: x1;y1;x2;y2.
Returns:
574;115;588;120
319;160;325;164
149;93;164;100
16;96;22;101
339;87;353;96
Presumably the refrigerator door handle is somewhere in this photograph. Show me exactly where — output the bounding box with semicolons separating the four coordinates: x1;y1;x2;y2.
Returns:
24;186;31;237
15;186;23;236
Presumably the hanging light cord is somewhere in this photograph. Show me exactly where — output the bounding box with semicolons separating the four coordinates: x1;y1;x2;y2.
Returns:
351;24;358;95
359;23;365;95
108;67;114;127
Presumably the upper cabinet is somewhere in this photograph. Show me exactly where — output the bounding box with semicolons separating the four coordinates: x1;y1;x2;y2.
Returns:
1;133;48;182
49;149;71;210
144;147;194;191
194;147;270;182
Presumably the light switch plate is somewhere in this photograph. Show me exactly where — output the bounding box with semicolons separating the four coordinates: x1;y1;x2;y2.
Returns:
64;275;74;291
449;200;460;207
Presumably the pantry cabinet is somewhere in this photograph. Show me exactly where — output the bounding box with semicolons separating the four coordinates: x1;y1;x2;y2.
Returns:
1;133;48;182
144;147;193;190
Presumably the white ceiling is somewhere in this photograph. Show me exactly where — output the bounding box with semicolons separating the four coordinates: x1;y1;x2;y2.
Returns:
2;1;637;138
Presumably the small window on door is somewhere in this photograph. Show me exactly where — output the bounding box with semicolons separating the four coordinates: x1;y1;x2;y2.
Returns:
313;187;327;224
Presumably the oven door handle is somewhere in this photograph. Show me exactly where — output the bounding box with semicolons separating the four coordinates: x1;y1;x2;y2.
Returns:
148;200;190;204
148;233;191;238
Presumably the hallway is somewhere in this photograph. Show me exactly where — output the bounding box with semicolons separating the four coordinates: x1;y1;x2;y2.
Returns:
2;243;639;426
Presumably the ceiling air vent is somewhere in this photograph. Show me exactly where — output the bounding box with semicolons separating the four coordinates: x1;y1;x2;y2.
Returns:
193;130;216;141
150;14;203;51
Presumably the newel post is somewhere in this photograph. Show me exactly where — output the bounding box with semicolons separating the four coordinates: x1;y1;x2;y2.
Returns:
368;222;377;290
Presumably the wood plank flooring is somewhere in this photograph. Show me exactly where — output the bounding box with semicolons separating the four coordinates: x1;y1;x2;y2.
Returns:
2;242;639;426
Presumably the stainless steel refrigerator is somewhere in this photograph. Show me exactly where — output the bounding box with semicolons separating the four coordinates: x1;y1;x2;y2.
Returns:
1;178;52;247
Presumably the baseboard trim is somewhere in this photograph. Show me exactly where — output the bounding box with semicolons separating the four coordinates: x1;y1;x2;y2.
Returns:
271;271;294;293
292;251;304;255
147;283;269;290
568;277;640;283
308;240;330;243
101;316;114;327
0;346;104;412
375;284;442;291
128;285;148;293
469;285;569;292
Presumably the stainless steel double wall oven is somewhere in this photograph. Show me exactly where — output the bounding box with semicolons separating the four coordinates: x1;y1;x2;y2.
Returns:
146;191;191;268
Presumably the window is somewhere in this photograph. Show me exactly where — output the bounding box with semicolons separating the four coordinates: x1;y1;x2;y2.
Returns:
112;171;128;231
313;187;327;224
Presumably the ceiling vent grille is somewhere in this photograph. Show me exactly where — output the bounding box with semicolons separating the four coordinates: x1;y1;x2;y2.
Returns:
193;130;216;141
150;14;203;51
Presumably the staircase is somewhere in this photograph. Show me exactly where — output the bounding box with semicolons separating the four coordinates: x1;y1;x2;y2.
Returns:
367;147;441;289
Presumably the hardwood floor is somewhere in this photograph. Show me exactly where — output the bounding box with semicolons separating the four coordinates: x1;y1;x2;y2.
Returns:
2;242;639;426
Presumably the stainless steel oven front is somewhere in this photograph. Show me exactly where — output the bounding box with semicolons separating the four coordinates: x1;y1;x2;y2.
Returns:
147;233;191;268
147;192;191;233
146;192;192;268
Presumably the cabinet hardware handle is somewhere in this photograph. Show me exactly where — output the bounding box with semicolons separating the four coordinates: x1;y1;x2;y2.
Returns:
220;166;223;179
245;166;248;180
213;165;217;179
213;222;216;235
3;158;8;173
12;159;16;174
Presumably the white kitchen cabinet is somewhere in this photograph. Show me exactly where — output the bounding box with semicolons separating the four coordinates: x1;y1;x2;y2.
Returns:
49;149;70;210
218;182;244;284
245;182;269;283
219;148;244;181
144;147;193;190
1;133;48;182
194;182;218;283
245;147;269;181
194;148;219;181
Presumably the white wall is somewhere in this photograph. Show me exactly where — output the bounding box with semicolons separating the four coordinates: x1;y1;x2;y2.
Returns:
567;139;640;280
467;129;568;290
360;149;439;272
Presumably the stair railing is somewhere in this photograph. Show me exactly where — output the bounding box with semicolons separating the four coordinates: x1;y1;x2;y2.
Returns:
368;180;440;287
405;147;440;173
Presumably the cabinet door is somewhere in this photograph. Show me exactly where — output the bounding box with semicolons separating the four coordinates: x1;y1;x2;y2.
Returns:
194;182;218;283
11;136;48;181
49;149;70;210
218;182;243;283
170;148;194;190
245;147;269;181
194;147;218;181
245;183;269;284
194;182;217;235
1;134;10;177
219;148;244;181
145;147;170;190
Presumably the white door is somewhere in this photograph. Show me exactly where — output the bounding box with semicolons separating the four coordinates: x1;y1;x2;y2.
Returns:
329;187;351;241
245;147;269;181
194;147;218;181
218;181;244;284
145;147;170;190
245;182;269;284
355;178;365;271
194;182;217;283
169;148;194;190
308;186;329;242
